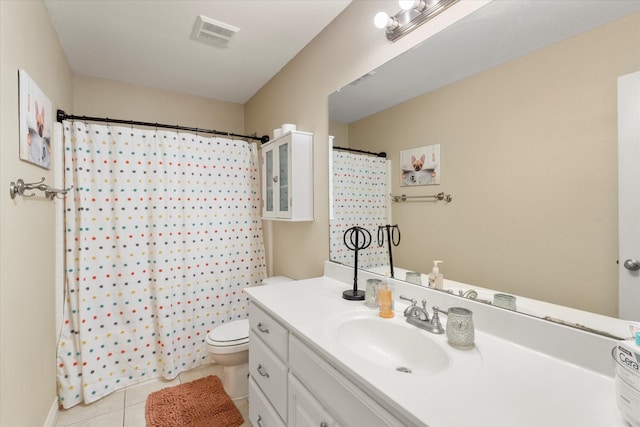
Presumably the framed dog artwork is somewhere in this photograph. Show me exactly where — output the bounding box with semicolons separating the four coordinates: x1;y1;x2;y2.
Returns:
400;144;440;186
18;69;52;169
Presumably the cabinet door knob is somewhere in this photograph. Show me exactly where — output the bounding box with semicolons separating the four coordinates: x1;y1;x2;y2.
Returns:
257;322;270;334
273;176;279;183
257;364;270;378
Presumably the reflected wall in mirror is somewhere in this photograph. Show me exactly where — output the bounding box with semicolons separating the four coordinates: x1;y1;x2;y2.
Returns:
328;1;640;319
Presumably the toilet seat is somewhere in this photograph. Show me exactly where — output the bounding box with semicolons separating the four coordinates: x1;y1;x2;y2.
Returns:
206;319;249;350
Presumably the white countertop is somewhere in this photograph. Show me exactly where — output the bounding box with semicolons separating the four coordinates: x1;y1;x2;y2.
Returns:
245;274;627;427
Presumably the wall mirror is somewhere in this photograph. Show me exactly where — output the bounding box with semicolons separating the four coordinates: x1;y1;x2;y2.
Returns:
328;0;640;337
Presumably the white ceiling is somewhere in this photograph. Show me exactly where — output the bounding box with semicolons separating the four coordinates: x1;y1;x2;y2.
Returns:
43;0;352;104
329;0;640;123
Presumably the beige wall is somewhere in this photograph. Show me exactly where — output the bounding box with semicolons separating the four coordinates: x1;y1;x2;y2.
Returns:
347;13;640;317
73;75;245;134
0;1;73;426
329;121;349;148
245;0;486;279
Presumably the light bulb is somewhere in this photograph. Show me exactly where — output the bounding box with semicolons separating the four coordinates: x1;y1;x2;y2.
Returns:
399;0;418;10
399;0;426;12
374;11;391;29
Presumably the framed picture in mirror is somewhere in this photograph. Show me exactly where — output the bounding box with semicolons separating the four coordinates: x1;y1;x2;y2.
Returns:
400;144;440;186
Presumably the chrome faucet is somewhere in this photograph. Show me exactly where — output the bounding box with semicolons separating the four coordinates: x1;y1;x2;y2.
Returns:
399;295;444;334
399;296;428;320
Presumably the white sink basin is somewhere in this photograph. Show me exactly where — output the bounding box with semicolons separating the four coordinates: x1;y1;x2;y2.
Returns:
335;315;450;375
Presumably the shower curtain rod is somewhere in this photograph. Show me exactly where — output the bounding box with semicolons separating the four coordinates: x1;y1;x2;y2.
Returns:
333;145;387;158
56;109;270;144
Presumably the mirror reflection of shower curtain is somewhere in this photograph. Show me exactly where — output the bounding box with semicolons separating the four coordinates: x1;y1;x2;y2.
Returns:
56;121;266;408
330;150;390;269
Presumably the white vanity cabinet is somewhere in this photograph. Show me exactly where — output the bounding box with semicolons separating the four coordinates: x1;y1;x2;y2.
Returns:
248;302;405;427
261;130;313;221
249;303;289;425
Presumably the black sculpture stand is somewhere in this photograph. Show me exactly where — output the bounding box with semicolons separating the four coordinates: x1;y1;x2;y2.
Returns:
342;289;366;300
342;226;372;301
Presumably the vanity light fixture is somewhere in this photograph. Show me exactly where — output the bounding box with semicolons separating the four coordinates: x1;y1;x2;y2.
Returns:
374;0;459;42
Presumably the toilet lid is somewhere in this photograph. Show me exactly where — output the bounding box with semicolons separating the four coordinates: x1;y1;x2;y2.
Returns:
207;319;249;346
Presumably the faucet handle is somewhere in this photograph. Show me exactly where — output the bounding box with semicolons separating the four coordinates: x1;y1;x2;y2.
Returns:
433;306;448;316
399;295;417;306
431;306;445;334
432;306;442;320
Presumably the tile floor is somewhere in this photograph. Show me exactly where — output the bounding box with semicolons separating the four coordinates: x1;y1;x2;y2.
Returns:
55;363;251;427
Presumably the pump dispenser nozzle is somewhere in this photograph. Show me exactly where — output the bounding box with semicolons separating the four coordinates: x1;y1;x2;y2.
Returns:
432;260;443;274
429;260;444;289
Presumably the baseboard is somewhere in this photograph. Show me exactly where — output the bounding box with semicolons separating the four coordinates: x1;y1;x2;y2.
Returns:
43;397;59;427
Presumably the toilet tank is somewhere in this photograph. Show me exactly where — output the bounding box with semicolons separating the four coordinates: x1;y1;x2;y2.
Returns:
262;276;293;286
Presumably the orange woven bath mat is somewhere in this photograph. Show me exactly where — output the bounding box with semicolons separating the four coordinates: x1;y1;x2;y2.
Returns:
145;375;244;427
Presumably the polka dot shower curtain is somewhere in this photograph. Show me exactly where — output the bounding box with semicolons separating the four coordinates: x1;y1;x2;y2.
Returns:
330;150;390;269
56;121;266;408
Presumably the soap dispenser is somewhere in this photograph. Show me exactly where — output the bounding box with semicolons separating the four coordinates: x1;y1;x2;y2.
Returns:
378;274;394;318
428;260;444;289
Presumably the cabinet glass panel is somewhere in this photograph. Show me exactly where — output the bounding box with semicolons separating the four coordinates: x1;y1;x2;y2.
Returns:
266;149;274;212
278;142;289;212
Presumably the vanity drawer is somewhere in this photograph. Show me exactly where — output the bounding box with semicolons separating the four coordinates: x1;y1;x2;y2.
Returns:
250;303;288;361
249;377;286;427
289;335;404;427
288;372;338;427
249;331;288;422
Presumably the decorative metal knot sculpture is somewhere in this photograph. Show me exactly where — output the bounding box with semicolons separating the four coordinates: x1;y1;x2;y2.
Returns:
378;224;401;278
342;226;372;300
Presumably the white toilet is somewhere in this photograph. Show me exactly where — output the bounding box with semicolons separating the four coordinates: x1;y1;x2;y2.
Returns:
206;276;292;400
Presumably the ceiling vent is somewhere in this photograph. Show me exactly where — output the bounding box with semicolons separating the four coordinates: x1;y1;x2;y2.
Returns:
192;15;240;49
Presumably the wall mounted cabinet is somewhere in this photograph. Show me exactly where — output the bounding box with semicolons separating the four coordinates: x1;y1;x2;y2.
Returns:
261;130;313;221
